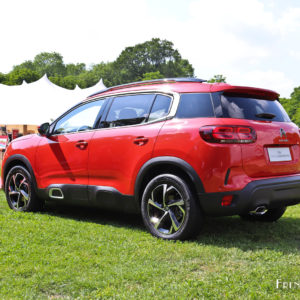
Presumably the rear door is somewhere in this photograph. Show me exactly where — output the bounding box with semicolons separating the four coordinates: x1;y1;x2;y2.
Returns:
88;93;172;196
218;94;300;178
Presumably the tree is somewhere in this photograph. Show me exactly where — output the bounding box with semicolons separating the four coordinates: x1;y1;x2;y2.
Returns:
66;63;86;76
13;60;35;71
280;97;296;119
0;72;6;83
142;71;164;81
33;52;66;77
208;75;227;83
289;87;300;126
113;38;194;84
280;87;300;126
294;108;300;126
7;68;40;85
0;39;196;89
77;71;99;89
90;62;118;87
49;75;78;90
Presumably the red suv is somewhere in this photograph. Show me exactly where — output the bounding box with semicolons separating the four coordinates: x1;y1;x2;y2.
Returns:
1;78;300;240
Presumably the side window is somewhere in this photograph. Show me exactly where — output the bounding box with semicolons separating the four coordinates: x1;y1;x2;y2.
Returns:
53;100;105;134
103;94;155;127
176;93;215;118
148;95;172;122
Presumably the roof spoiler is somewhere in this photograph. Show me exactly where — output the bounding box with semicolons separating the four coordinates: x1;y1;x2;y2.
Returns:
214;86;279;100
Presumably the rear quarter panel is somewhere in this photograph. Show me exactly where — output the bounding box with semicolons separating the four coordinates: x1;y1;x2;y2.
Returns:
153;118;252;193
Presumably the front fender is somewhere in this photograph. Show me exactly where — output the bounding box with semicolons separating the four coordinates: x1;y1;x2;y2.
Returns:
2;154;39;193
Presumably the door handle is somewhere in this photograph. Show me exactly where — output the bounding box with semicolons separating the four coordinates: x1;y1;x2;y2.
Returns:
75;140;88;150
133;136;149;146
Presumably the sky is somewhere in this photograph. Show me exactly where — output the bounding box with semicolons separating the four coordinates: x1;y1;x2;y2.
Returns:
1;0;300;97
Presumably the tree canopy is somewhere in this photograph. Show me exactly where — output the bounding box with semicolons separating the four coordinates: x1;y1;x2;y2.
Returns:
207;74;226;83
1;38;194;89
280;87;300;126
7;68;40;85
33;52;66;77
113;38;194;84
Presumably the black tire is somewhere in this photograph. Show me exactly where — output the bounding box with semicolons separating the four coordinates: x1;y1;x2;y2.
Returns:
239;206;286;222
141;174;203;240
5;165;44;212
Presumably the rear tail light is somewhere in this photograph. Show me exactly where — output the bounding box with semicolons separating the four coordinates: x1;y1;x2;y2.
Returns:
200;126;256;144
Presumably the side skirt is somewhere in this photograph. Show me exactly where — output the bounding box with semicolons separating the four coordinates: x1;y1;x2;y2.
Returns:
37;184;139;214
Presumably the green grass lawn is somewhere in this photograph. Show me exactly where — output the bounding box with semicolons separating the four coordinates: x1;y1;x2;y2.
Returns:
0;190;300;299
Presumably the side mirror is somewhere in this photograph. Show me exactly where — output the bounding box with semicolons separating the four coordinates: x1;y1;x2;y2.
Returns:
38;122;50;136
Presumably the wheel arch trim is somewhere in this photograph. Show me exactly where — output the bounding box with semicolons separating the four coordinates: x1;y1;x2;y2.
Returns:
3;154;38;192
134;156;205;203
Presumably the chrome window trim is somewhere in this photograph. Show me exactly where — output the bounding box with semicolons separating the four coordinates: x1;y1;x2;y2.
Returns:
49;90;180;136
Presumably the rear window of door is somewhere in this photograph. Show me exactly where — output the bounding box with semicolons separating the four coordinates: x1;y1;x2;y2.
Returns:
148;95;172;122
102;94;155;127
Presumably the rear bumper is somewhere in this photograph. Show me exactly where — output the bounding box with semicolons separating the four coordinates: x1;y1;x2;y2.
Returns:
199;175;300;216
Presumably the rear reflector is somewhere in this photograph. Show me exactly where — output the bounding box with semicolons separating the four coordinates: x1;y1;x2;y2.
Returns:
200;126;256;144
221;195;233;206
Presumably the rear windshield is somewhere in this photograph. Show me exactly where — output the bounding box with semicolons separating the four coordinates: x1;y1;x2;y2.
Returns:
220;95;291;122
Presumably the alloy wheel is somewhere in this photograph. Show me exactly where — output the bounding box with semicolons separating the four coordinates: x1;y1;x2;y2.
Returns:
8;173;30;210
147;183;186;235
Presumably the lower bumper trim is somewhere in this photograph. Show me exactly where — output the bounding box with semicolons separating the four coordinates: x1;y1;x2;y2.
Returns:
198;175;300;216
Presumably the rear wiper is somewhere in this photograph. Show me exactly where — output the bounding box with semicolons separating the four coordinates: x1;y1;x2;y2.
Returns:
255;113;276;119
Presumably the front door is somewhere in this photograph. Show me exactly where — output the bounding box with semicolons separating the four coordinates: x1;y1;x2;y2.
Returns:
35;99;106;202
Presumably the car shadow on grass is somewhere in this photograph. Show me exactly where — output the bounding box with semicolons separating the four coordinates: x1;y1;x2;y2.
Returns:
41;202;300;253
42;202;145;230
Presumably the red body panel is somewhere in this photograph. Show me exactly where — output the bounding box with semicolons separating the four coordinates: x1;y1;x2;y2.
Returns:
240;120;300;177
88;121;166;195
1;134;40;187
153;118;251;193
35;132;94;188
153;117;300;193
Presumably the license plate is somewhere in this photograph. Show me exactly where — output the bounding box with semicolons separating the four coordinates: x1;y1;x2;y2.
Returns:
267;147;292;162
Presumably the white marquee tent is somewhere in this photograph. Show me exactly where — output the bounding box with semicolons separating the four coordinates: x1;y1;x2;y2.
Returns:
0;75;106;125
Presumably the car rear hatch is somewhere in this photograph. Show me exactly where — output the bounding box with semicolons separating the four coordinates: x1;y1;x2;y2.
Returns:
216;90;300;178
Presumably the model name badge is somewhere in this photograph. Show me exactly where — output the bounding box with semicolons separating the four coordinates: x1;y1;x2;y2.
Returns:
267;147;292;162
